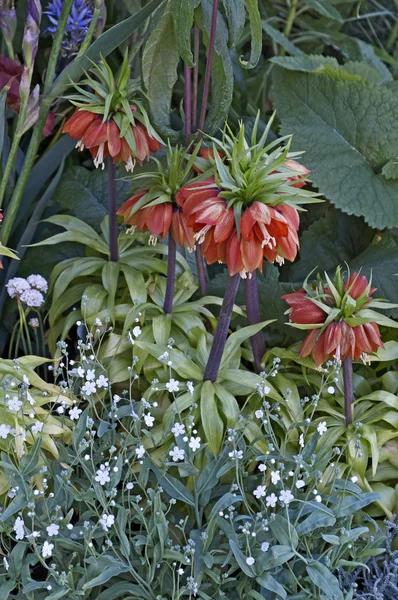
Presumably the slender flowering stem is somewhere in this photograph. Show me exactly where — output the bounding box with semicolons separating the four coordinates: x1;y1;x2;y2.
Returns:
198;0;218;133
107;158;119;262
192;24;200;130
184;63;192;146
164;233;177;314
204;273;240;382
245;271;266;373
343;355;354;426
76;0;102;58
0;0;75;245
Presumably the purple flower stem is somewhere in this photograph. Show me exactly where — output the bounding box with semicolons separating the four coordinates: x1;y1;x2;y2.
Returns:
343;355;354;426
184;63;192;145
245;271;266;373
107;157;119;262
204;273;240;382
192;24;200;130
198;0;218;134
164;233;177;314
196;245;207;296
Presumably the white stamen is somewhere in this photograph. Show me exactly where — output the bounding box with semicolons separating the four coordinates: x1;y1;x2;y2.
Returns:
93;143;105;169
125;156;136;173
75;140;85;151
240;269;248;279
193;224;211;245
275;256;285;266
126;226;137;235
148;235;158;246
361;352;370;365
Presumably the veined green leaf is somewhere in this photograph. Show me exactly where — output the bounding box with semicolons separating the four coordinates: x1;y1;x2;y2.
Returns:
172;0;197;66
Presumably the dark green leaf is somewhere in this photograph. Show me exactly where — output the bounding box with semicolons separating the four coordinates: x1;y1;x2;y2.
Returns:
53;166;131;232
172;0;196;65
142;2;180;141
49;0;163;97
273;66;398;229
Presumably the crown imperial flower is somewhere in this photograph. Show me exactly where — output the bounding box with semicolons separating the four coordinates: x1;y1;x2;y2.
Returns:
283;268;398;366
179;116;318;278
118;144;203;248
63;53;161;171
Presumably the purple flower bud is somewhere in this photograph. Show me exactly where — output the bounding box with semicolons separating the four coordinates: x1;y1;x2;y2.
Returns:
27;0;42;26
23;0;41;68
18;66;31;104
0;1;17;45
96;0;106;38
17;83;40;135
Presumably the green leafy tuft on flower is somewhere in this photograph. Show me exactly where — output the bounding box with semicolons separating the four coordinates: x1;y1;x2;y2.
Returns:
181;114;321;278
283;266;398;366
118;141;211;249
63;52;162;170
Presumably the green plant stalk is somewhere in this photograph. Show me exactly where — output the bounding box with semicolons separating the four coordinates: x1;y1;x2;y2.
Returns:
0;73;32;209
284;0;299;38
204;273;240;382
0;0;75;246
343;355;353;426
76;0;101;58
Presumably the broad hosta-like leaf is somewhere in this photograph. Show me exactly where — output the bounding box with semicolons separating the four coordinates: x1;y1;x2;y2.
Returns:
53;166;131;232
272;65;398;229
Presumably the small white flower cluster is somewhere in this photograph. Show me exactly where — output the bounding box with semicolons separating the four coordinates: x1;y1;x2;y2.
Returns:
6;274;48;307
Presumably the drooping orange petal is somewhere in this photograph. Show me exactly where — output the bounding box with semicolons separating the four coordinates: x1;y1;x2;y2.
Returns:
213;207;235;243
226;233;244;275
323;322;341;356
340;321;356;359
240;237;263;274
63;110;98;137
132;122;150;163
117;191;148;222
312;331;328;366
82;119;108;148
299;329;319;359
107;120;122;157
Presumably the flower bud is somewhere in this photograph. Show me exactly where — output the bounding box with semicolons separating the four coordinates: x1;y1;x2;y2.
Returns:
18;66;31;105
96;0;107;38
22;0;42;69
17;83;39;135
0;0;17;47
